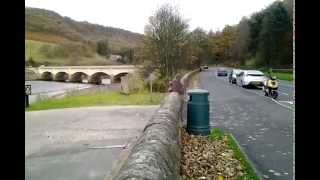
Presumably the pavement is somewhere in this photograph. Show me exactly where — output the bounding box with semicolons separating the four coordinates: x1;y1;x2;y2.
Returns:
198;68;293;180
25;105;159;180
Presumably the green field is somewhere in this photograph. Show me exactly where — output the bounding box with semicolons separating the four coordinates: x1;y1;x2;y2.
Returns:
210;129;260;180
26;91;165;111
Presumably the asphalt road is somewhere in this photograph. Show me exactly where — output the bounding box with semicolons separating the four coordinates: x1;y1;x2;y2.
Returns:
199;68;293;180
25;106;159;180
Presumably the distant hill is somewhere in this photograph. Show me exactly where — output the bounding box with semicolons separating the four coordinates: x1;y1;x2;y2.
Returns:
25;7;144;66
26;7;143;50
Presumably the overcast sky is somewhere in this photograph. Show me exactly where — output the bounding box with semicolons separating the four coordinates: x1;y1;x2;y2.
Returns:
25;0;277;34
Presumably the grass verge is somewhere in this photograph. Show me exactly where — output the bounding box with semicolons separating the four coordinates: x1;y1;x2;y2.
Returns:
26;91;165;111
210;129;260;180
268;72;293;81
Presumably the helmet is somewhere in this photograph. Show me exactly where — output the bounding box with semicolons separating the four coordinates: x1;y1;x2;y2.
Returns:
271;76;277;80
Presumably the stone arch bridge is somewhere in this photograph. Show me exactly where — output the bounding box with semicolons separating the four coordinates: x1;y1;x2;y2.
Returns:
26;65;138;84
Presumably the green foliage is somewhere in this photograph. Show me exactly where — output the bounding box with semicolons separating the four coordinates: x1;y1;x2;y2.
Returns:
231;17;250;65
146;77;168;93
189;27;213;66
96;39;111;58
26;57;39;67
118;48;135;64
257;1;291;68
244;1;293;68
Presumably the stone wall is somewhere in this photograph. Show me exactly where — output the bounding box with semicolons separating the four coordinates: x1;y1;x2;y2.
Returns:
106;69;199;180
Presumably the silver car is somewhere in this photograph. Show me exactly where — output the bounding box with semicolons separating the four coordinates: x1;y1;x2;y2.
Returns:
236;70;267;87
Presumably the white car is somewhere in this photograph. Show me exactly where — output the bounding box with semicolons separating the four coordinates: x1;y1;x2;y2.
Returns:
236;70;267;87
229;69;242;84
235;70;244;85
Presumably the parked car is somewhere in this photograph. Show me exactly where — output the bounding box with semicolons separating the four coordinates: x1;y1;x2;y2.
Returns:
203;65;209;69
229;69;242;84
236;70;267;88
216;68;228;76
236;70;244;85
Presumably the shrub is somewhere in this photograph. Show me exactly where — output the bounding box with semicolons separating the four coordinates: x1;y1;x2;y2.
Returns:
145;77;168;93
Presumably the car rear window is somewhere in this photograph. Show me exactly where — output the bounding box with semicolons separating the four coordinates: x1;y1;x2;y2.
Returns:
247;74;264;76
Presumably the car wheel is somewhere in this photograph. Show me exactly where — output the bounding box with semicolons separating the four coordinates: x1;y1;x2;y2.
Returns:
241;81;246;88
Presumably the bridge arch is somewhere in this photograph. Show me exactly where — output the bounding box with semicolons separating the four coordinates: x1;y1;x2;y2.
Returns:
89;72;111;85
70;72;89;83
54;72;69;82
113;72;129;83
41;72;54;81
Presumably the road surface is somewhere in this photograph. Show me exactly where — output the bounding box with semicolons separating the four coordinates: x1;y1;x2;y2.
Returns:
199;68;293;180
25;105;159;180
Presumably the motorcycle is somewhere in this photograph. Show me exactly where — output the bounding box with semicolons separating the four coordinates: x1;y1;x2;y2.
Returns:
264;87;278;99
263;78;279;99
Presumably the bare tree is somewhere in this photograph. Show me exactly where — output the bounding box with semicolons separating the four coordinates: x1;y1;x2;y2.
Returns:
143;4;189;80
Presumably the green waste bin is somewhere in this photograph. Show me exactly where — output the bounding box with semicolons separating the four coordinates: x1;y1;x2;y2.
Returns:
187;88;210;136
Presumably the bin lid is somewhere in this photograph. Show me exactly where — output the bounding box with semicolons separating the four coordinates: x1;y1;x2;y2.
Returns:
187;88;209;95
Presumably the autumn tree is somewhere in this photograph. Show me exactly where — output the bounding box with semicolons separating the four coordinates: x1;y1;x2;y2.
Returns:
142;4;189;80
189;28;213;66
211;25;237;63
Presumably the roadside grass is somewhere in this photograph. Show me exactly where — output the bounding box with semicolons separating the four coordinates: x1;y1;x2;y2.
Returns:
260;70;293;81
26;91;165;111
268;72;293;81
209;129;260;180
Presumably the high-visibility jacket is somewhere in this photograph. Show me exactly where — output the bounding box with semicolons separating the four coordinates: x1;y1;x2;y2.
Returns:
266;79;278;88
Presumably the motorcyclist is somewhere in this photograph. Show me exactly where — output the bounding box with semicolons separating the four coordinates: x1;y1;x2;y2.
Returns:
263;75;278;96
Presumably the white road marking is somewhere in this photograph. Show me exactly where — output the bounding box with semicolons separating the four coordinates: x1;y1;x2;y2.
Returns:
279;101;294;105
270;98;294;111
278;90;289;96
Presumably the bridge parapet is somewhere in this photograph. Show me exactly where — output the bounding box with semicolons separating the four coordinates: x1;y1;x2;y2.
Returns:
25;65;138;84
